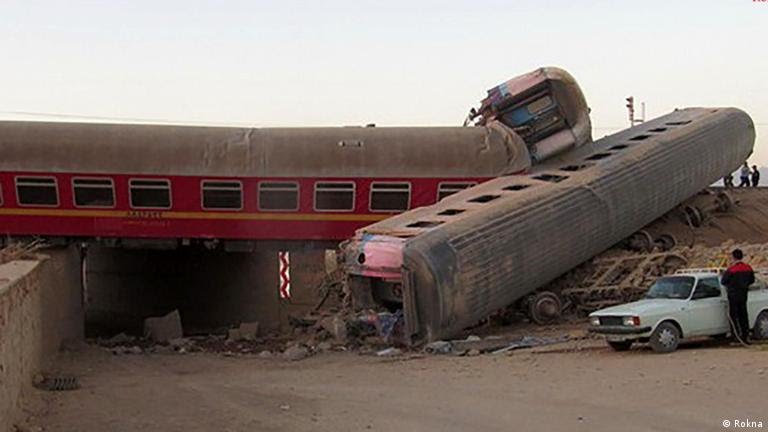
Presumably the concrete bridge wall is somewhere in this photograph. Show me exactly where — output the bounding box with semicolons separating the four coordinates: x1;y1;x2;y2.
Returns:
0;246;83;431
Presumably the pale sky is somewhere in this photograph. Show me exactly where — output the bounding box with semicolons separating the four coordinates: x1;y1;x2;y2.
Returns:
1;0;766;163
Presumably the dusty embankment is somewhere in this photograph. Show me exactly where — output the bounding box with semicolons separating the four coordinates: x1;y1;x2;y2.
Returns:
643;187;768;248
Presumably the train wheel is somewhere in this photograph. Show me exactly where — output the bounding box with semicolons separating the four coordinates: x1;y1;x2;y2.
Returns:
528;291;562;325
627;230;654;252
654;234;677;251
715;191;734;212
683;205;703;227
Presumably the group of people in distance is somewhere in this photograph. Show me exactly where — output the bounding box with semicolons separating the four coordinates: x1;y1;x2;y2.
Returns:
723;162;760;188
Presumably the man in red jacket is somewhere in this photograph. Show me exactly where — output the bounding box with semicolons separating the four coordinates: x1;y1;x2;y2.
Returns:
721;249;755;344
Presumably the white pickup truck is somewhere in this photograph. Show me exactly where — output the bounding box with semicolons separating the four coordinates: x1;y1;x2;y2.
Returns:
588;268;768;353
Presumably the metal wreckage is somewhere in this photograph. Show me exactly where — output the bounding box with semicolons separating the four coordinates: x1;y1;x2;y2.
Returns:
341;67;756;345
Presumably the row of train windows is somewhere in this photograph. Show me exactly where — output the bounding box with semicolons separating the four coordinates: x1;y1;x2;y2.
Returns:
0;177;476;212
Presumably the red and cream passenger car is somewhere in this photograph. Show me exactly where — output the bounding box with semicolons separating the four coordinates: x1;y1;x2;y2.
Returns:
0;67;591;247
0;120;530;244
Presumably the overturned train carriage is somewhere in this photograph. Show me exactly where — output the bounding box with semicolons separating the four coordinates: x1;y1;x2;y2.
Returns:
344;107;756;344
472;67;592;163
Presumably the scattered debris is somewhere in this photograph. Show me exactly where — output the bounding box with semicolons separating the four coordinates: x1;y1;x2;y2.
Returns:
351;310;404;342
228;322;261;342
282;345;311;361
376;347;402;357
238;322;260;340
0;240;46;265
451;335;529;354
422;334;571;356
423;341;452;355
144;310;183;343
319;316;348;343
490;335;570;355
227;329;241;342
106;332;135;345
33;375;80;392
109;345;144;355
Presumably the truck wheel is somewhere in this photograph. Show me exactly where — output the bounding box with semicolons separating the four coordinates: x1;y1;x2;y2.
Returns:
607;340;633;351
650;322;680;353
753;311;768;340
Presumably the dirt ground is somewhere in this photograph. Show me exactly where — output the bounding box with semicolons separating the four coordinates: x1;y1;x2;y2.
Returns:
21;337;768;432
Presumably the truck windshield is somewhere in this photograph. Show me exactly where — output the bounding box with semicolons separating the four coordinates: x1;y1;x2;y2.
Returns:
645;276;695;299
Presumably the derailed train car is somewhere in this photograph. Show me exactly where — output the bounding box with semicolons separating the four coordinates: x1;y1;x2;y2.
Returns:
0;67;589;244
469;67;592;162
343;107;756;344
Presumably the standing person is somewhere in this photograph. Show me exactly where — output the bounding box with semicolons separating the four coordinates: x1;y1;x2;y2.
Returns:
721;249;754;344
724;173;734;188
739;162;751;188
751;165;760;187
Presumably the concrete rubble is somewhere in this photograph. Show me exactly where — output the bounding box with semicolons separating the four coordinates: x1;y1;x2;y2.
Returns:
318;316;347;343
227;321;260;342
282;345;310;361
424;334;572;356
376;347;402;357
144;310;183;343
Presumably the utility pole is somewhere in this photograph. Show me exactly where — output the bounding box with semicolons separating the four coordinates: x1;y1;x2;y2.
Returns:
625;96;646;127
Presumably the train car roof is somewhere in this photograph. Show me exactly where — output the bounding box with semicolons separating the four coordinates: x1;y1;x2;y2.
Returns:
0;120;531;178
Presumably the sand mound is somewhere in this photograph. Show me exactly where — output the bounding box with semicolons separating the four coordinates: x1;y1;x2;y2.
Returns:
642;188;768;248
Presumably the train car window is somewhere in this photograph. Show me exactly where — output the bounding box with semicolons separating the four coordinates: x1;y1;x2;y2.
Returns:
437;182;477;201
15;177;59;206
437;209;465;216
585;152;613;161
503;184;532;190
202;180;242;210
370;182;411;212
258;182;299;211
314;182;355;212
407;220;443;228
73;178;115;208
468;194;500;203
532;174;568;183
129;179;171;209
